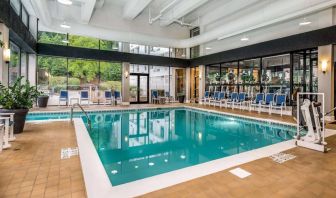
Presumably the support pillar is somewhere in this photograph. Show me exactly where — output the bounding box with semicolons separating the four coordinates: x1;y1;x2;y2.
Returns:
318;45;334;119
185;67;191;103
198;65;206;103
0;23;9;85
122;62;130;105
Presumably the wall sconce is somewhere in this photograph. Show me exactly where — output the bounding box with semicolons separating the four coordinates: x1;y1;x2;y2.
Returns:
321;60;328;74
124;71;129;79
199;73;202;80
3;48;10;63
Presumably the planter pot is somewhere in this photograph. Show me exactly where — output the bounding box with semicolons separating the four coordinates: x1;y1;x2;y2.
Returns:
178;95;185;103
37;96;49;108
0;108;29;134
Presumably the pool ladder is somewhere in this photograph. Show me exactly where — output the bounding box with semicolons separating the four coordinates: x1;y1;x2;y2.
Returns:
70;103;92;129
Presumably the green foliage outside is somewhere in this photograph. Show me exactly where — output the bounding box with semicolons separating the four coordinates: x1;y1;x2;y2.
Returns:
38;32;67;45
37;31;122;93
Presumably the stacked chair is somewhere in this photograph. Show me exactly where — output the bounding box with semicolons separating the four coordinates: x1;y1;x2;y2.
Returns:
0;113;15;152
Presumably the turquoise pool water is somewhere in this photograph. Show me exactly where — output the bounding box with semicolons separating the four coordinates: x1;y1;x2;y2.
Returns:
27;108;295;186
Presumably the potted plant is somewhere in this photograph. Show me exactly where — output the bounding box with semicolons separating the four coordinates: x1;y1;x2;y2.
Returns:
0;77;41;133
37;94;49;108
177;92;185;103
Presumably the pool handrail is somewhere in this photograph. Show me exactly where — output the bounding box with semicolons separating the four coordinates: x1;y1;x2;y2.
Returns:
70;103;91;129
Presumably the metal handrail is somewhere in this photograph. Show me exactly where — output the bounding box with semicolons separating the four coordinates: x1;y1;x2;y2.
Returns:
70;103;91;129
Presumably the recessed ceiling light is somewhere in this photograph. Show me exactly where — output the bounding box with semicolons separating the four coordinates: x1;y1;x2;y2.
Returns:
299;20;312;26
57;0;73;5
205;47;212;50
60;22;71;29
241;37;249;41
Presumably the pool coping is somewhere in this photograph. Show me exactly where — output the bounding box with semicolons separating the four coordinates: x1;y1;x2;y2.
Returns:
70;106;303;198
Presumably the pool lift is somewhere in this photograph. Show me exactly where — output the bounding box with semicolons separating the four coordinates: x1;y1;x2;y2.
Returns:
296;93;329;152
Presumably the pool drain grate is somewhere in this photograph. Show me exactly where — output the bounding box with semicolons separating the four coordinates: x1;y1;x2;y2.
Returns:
270;152;296;163
61;147;79;159
229;168;252;178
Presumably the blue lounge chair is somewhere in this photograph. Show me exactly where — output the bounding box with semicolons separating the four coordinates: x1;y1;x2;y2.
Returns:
59;90;68;106
114;91;122;105
226;92;238;108
249;93;264;112
235;92;247;110
151;90;160;104
271;94;286;116
200;91;210;104
212;92;225;107
260;93;275;114
104;90;112;105
80;90;90;105
208;91;219;105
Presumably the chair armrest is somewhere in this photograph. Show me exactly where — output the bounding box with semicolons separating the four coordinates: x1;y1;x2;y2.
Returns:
0;113;15;116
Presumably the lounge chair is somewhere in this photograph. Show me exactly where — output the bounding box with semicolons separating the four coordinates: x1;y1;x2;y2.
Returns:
212;92;225;107
235;92;247;110
80;90;90;105
200;91;210;104
59;90;68;106
104;90;112;105
151;90;160;104
260;93;275;114
250;93;264;113
226;92;238;108
271;94;286;116
114;91;122;105
164;91;174;103
208;91;219;105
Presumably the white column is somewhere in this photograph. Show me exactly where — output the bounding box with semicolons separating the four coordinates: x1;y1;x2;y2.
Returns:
0;23;9;85
122;62;130;105
28;54;36;86
185;67;191;103
318;45;334;118
198;65;206;103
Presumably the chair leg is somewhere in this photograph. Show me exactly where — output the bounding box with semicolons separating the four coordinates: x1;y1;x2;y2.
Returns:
2;120;11;149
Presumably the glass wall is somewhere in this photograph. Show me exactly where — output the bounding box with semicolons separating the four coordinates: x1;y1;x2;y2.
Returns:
129;64;186;103
38;31;186;58
9;42;20;85
37;56;67;105
205;48;318;105
37;56;122;105
239;59;260;97
69;35;99;49
38;32;67;45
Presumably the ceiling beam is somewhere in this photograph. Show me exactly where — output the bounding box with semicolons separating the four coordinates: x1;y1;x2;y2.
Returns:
123;0;153;20
81;0;96;24
160;0;208;26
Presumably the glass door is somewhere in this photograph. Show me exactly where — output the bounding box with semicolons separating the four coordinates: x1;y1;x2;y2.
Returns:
129;74;149;104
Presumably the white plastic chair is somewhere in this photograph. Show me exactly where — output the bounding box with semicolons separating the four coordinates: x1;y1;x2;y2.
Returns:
0;113;15;149
0;124;4;152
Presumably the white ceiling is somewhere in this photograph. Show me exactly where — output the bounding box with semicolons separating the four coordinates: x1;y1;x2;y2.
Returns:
27;0;336;55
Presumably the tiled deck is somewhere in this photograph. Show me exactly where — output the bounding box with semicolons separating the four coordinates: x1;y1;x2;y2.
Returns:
1;104;336;197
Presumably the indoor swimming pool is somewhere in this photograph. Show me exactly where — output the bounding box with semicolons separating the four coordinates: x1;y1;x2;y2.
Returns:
27;108;296;186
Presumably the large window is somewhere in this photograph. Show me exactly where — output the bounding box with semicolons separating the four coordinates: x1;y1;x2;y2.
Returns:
9;42;20;85
38;32;67;45
261;54;291;97
204;49;317;104
37;56;67;105
149;66;170;97
37;56;122;105
69;35;99;49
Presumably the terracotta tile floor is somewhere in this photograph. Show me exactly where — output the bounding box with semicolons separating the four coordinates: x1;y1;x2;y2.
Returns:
1;104;336;198
0;122;86;198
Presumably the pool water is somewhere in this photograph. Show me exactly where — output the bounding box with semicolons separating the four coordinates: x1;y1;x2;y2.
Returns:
79;108;295;186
